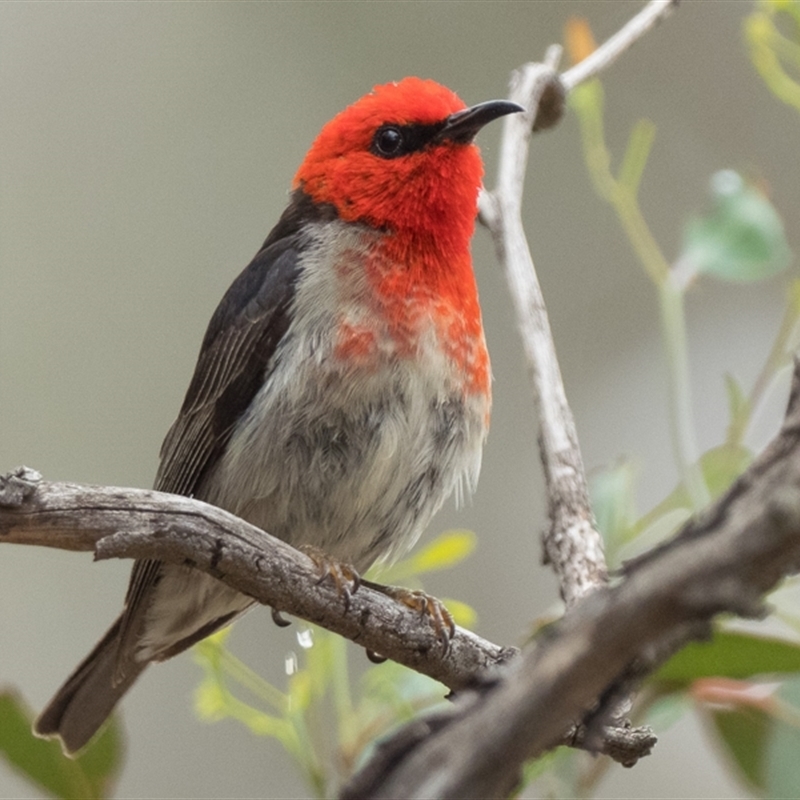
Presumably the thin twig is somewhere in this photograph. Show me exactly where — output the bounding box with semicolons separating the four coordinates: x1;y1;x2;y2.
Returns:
484;56;607;608
480;0;681;609
561;0;680;92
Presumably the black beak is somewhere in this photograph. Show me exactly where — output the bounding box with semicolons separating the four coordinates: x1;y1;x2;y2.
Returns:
435;99;525;144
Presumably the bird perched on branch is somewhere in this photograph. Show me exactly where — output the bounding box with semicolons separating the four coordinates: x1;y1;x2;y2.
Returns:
36;77;522;754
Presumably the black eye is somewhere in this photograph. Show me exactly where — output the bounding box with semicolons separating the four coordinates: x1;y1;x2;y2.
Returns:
372;126;404;158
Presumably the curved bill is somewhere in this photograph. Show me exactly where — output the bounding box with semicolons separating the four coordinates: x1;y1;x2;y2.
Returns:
436;100;525;144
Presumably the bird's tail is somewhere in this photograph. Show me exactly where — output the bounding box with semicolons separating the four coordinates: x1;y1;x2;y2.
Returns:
34;615;146;756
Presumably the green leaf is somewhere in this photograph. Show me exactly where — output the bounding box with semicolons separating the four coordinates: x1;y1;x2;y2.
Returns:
724;373;751;445
618;118;656;197
568;78;604;121
409;529;476;573
0;690;123;800
589;459;636;554
701;443;753;497
708;704;772;791
626;444;750;550
645;693;692;733
655;631;800;687
746;7;800;113
701;675;800;795
784;280;800;355
679;170;791;283
439;597;477;629
371;529;476;583
766;675;800;798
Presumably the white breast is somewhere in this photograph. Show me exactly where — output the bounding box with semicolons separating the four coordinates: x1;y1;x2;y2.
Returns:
198;219;488;572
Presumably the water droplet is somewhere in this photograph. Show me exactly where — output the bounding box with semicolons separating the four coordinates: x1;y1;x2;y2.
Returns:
297;627;314;649
285;651;298;675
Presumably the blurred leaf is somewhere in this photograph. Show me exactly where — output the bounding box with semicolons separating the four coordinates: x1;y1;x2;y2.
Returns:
620;508;691;564
372;529;476;584
749;280;800;416
301;626;337;701
0;690;123;800
679;170;791;283
194;628;287;713
589;459;636;559
655;631;800;688
569;77;604;120
645;693;692;733
708;704;772;791
766;676;800;798
629;444;751;546
783;279;800;354
568;80;614;204
618;118;656;197
564;16;597;65
701;443;753;497
360;661;443;720
409;529;476;572
515;749;562;797
724;373;752;445
348;662;447;780
191;524;479;796
439;597;477;629
699;675;800;795
746;5;800;113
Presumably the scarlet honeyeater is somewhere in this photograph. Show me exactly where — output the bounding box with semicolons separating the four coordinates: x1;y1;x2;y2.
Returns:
36;78;523;753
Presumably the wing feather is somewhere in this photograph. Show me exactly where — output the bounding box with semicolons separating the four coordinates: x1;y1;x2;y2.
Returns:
115;190;332;668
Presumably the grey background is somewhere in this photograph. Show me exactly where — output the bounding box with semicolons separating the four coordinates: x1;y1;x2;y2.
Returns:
2;1;798;798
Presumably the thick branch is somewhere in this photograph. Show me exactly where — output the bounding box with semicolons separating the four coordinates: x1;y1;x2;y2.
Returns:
0;469;650;764
340;361;800;800
0;470;514;692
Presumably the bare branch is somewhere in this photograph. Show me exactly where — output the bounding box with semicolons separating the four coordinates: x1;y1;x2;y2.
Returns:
0;468;654;766
340;361;800;799
479;0;680;610
561;0;680;92
483;58;607;608
0;469;514;692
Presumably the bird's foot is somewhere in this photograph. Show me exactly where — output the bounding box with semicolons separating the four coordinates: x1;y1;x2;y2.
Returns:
300;544;361;611
363;580;455;655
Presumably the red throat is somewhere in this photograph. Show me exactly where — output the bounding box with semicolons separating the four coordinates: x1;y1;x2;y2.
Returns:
298;78;490;396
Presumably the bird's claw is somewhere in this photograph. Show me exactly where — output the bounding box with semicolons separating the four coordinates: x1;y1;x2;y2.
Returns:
271;607;292;627
365;582;455;655
300;544;361;611
366;649;387;664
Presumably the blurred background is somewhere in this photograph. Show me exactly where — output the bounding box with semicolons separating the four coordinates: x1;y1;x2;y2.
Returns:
2;1;799;797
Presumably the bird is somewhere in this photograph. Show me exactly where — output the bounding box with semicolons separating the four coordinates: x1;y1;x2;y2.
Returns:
35;77;523;755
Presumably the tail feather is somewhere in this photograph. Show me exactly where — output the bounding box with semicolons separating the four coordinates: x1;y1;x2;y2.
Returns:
35;616;146;755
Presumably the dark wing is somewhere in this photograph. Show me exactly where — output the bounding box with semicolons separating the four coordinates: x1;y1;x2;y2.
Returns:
153;238;298;497
154;192;329;497
117;191;335;668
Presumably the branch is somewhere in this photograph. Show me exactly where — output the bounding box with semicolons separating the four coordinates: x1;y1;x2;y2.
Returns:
0;470;514;692
560;0;679;91
0;472;652;764
479;0;680;610
339;360;800;800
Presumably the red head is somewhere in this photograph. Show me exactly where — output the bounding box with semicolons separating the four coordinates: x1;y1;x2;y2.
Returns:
295;78;521;256
296;79;521;398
